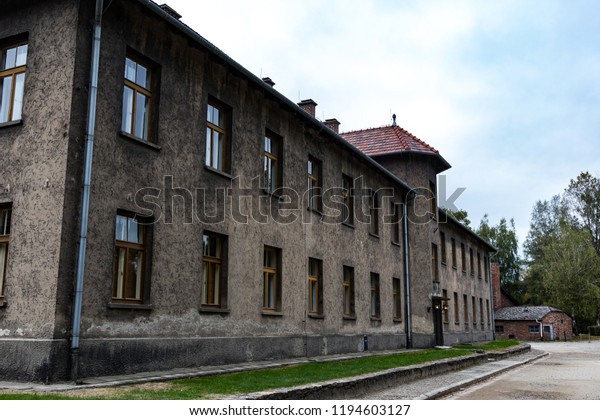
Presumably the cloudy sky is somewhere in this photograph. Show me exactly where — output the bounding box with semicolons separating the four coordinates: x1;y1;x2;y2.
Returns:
166;0;600;250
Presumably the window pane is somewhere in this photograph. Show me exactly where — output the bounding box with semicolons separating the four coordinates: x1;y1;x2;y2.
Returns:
0;209;10;235
268;273;275;308
113;248;126;298
115;215;127;241
0;242;7;295
15;44;27;66
205;128;212;166
134;92;149;140
2;47;16;70
213;131;222;170
136;63;149;89
125;249;143;300
265;136;271;153
121;86;134;133
310;282;317;312
12;72;25;121
264;249;274;268
0;76;12;123
124;58;136;82
127;218;141;244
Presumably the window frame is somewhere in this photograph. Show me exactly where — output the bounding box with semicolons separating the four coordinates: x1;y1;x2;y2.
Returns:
461;243;466;274
429;180;437;219
120;52;156;143
442;289;449;324
201;231;228;311
111;212;153;307
469;247;475;277
391;201;401;245
463;294;469;329
263;130;282;194
307;155;322;212
205;97;231;174
262;246;282;313
529;325;540;334
393;277;402;321
453;292;459;325
308;258;323;317
440;231;447;265
472;296;477;328
343;266;355;319
0;205;12;303
431;243;439;282
451;237;457;269
0;37;28;125
370;272;381;320
368;189;379;237
341;174;354;226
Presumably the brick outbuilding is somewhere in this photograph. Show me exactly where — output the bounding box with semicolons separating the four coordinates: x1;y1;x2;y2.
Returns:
494;306;573;341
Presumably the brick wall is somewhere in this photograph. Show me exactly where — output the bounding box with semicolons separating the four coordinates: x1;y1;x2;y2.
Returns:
495;311;573;341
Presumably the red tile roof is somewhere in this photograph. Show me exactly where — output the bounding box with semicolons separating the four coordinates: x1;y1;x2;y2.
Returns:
341;125;439;157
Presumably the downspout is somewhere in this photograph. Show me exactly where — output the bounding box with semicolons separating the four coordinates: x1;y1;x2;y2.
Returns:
70;0;104;383
488;253;496;340
403;192;414;349
536;319;543;340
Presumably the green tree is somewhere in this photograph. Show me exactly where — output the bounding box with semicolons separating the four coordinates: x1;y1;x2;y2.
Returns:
566;171;600;256
477;215;521;301
444;208;471;227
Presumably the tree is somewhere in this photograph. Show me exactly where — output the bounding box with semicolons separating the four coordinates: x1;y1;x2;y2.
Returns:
566;172;600;257
444;208;471;226
477;214;521;301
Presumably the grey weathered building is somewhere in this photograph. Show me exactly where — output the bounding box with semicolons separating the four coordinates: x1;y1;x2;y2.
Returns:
0;0;494;382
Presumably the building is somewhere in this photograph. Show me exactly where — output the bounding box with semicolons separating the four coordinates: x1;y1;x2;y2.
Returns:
491;264;573;341
0;0;494;382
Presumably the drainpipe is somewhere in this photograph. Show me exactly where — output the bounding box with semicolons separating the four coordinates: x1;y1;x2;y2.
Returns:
403;193;414;349
536;319;543;340
70;0;104;383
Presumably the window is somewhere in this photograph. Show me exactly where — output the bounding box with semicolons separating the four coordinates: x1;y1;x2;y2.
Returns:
463;294;469;328
486;299;491;325
440;232;447;264
495;325;504;333
451;237;457;268
0;39;27;124
202;232;227;308
263;132;282;193
453;292;459;324
472;296;477;327
442;289;449;323
370;272;380;319
393;277;402;321
429;180;437;219
263;246;281;312
529;325;540;334
469;248;474;276
484;256;489;281
369;189;379;236
206;99;230;172
308;258;323;316
477;252;482;279
341;175;354;225
112;213;149;304
122;55;153;141
431;243;439;282
480;297;484;326
343;266;355;318
307;156;322;211
0;206;11;301
461;243;466;273
391;202;401;244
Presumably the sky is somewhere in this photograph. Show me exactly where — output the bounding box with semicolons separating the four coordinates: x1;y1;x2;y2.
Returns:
165;0;600;251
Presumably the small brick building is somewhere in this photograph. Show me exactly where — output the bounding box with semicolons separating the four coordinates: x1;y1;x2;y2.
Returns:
491;263;573;340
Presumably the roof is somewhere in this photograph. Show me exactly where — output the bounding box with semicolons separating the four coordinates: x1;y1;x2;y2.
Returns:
494;306;568;321
341;124;438;156
438;208;497;252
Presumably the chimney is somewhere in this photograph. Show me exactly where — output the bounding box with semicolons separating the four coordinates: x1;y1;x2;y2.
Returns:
491;263;502;310
324;118;340;134
297;99;317;117
391;113;397;127
159;4;182;20
262;77;275;87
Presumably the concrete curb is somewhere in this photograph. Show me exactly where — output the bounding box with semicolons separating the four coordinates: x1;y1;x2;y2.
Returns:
418;351;548;400
236;344;533;400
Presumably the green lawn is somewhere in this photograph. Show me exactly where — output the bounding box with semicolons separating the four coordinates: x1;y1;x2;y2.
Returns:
1;341;521;400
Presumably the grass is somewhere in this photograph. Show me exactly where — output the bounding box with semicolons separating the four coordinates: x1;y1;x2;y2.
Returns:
0;348;476;400
452;339;520;351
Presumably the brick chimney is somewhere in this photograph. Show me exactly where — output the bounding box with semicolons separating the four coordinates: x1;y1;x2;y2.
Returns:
159;4;182;20
491;263;502;310
262;77;275;87
324;118;340;134
297;99;317;117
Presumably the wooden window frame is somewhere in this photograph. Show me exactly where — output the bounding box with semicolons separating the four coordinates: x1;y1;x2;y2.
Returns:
480;297;484;326
206;97;231;173
486;299;491;325
112;212;151;305
343;266;355;319
308;258;323;316
201;231;228;309
442;289;449;323
461;243;466;274
429;180;437;219
341;174;354;226
440;231;447;265
453;292;460;325
262;246;281;312
469;247;475;277
0;205;11;302
391;202;401;245
121;53;155;142
451;237;457;269
431;243;439;282
472;296;477;327
477;252;482;279
0;37;28;124
369;189;379;237
484;256;489;282
393;277;402;321
463;294;469;329
263;131;282;193
307;155;322;212
370;272;381;320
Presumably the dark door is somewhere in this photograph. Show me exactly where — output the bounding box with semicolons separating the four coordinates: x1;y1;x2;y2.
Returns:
432;297;444;346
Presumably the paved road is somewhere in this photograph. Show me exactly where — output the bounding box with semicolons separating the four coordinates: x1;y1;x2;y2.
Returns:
443;341;600;400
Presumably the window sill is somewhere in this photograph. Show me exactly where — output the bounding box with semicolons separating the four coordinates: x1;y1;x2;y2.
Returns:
0;300;7;308
342;222;355;230
441;262;447;267
199;306;230;315
393;318;402;323
452;266;457;270
0;119;23;129
391;241;401;248
204;165;234;180
119;131;162;151
261;310;283;317
307;207;324;216
108;302;154;310
343;315;357;321
368;232;380;240
308;313;324;320
370;317;381;322
262;189;282;200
